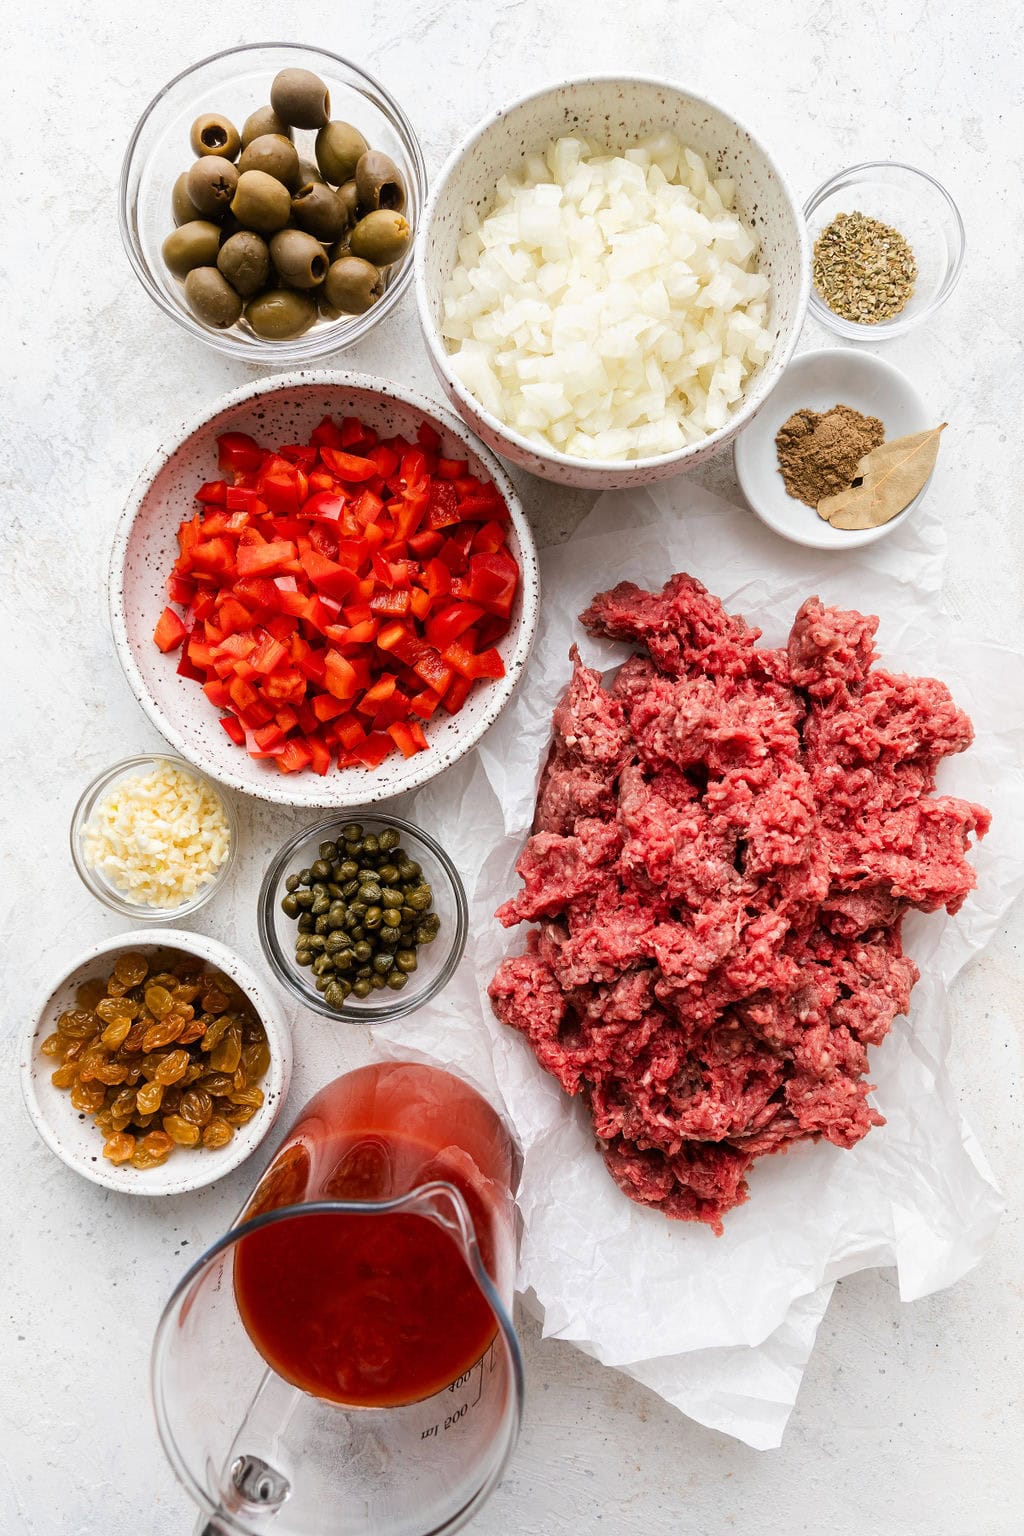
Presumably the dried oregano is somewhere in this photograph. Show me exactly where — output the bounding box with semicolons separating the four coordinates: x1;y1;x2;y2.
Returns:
813;210;917;323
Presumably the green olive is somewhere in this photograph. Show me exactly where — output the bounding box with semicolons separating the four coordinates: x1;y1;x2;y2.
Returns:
323;256;383;315
217;231;271;297
162;220;222;278
290;182;348;242
238;133;302;191
349;210;411;267
184;267;243;329
241;105;293;147
355;150;406;214
190;113;241;161
172;171;202;225
187;155;239;217
270;67;330;130
231;169;292;233
315;120;368;186
271;225;328;288
245;288;318;339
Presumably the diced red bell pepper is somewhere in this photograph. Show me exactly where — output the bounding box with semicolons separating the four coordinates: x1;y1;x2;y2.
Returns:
320;447;378;482
412;647;453;695
410;687;441;720
218;432;265;473
310;415;347;450
437;457;469;480
356;674;397;715
442;674;474;714
369;587;412;617
352;732;394;768
153;607;188;653
250;630;289;675
324;650;359;700
426;480;460;530
426;601;486;651
236;540;298;578
304;491;347;523
195;480;228;505
220;714;246;745
443;641;506;681
277;738;314;774
306;734;332;776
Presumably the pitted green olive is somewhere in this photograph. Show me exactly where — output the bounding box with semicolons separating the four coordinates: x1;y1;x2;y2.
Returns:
241;104;293;147
270;229;330;289
355;150;406;214
238;133;301;190
184;267;244;329
337;180;360;228
217;231;271;297
244;288;318;339
349;210;411;267
315;120;368;186
270;66;330;130
290;182;348;242
172;172;201;226
230;169;292;233
190;113;241;161
162;220;222;278
323;256;383;315
186;155;239;217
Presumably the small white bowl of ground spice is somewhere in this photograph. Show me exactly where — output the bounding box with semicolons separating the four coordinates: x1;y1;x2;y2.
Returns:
804;162;964;339
70;754;237;919
734;347;939;549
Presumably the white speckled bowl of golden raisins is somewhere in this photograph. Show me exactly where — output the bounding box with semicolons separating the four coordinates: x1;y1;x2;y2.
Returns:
20;931;291;1195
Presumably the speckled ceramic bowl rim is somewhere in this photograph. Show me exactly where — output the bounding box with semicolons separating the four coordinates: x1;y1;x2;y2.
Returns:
20;928;293;1196
803;160;966;339
108;370;540;806
118;41;427;363
414;73;811;474
69;752;238;921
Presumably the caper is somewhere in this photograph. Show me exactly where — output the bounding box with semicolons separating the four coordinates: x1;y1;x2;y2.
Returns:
342;878;360;898
359;881;382;904
324;931;348;955
380;887;403;908
190;113;241;161
386;971;409;991
310;860;332;881
162;220;222;278
371;973;387;991
416;916;441;943
364;907;383;931
406;886;432;911
318;840;338;861
378;828;400;853
315;975;329;992
281;893;300;917
372;952;394;975
349;926;365;943
401;906;416;923
187;155;239;217
363;834;380;856
294;888;314;909
172;172;201;226
382;908;402;928
328;902;347;929
396;950;418;973
379;925;401;946
311;896;330;917
271;66;331;131
291;182;349;243
285;873;301;893
305;934;327;953
349;210;411;267
298;868;313;884
312;954;333;976
231;169;292;233
353;941;372;963
315;913;332;936
217;230;271;298
327;882;344;900
355;150;407;213
295;949;314;967
348;900;368;919
238;133;301;190
315;120;368;185
341;823;363;840
399;859;422;880
245;288;318;339
184;267;243;329
338;860;359;882
377;866;398;887
241;105;293;148
352;979;372;999
270;228;329;289
332;949;354;972
297;914;315;934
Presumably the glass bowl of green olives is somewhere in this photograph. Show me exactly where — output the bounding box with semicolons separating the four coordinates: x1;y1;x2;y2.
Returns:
258;813;468;1022
120;42;426;362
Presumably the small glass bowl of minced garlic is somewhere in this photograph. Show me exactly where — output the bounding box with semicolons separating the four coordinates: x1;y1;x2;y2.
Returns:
804;162;965;339
71;755;237;919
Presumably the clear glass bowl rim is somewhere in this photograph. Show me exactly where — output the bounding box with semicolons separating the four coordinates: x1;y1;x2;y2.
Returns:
70;753;238;920
118;40;428;363
257;811;469;1023
803;159;966;338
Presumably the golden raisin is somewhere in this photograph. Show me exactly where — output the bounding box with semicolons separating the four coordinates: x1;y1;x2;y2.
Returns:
101;1017;133;1050
198;1071;234;1096
70;1079;106;1114
131;1130;174;1169
114;953;149;987
243;1040;271;1078
162;1114;201;1147
177;1020;206;1046
103;1132;136;1164
201;1015;231;1051
144;985;174;1019
76;978;107;1011
136;1080;164;1115
40;1032;63;1058
201;986;230;1015
142;1018;184;1051
209;1022;242;1074
154;1048;190;1086
51;1063;78;1089
58;1009;97;1039
201;1117;234;1149
180;1088;213;1127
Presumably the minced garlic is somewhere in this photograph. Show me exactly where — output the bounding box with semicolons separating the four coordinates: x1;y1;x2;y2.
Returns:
82;760;231;908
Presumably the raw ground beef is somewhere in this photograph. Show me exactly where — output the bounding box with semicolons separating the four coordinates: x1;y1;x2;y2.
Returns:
489;573;990;1233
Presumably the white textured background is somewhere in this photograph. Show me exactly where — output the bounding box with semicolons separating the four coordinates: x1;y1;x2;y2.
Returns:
2;2;1022;1533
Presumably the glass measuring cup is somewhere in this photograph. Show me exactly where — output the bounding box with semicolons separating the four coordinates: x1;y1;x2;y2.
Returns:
152;1062;524;1536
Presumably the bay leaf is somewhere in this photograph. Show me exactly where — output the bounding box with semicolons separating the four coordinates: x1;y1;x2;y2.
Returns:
816;423;947;530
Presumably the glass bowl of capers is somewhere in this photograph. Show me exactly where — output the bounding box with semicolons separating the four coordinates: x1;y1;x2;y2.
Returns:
258;814;468;1022
119;42;426;362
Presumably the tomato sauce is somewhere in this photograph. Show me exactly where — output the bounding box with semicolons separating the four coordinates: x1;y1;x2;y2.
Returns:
233;1063;515;1409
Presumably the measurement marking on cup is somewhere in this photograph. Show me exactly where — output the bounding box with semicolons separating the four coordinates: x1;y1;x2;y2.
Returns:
420;1343;495;1438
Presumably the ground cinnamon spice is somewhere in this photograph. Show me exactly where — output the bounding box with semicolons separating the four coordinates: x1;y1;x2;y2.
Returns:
775;404;886;507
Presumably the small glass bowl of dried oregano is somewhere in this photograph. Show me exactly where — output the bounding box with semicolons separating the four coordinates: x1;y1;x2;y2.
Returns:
804;162;965;340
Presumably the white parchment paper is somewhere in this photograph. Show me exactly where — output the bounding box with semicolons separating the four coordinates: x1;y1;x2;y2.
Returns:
376;481;1024;1448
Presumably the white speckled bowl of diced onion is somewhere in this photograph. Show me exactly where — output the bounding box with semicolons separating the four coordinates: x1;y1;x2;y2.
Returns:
415;76;810;489
70;754;237;920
